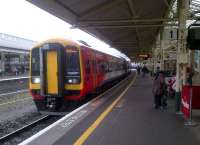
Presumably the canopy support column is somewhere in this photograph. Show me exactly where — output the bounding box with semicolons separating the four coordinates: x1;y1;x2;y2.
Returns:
175;0;189;112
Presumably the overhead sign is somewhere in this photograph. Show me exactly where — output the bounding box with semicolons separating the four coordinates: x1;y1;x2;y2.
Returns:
187;21;200;50
138;54;150;60
139;54;148;57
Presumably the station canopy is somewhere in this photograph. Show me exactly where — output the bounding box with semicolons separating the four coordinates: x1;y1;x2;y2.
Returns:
27;0;174;59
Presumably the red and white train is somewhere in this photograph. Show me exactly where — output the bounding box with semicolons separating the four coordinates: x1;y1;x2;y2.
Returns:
29;38;130;113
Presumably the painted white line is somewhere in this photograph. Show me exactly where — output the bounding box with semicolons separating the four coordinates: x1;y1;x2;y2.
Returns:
19;74;133;145
0;76;29;82
0;89;29;97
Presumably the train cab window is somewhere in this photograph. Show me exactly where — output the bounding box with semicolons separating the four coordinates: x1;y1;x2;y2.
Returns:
65;47;81;84
66;48;80;76
31;48;40;76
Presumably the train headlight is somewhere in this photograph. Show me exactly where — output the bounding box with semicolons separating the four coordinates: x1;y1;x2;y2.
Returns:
68;79;73;83
31;77;40;84
72;78;79;84
66;77;80;84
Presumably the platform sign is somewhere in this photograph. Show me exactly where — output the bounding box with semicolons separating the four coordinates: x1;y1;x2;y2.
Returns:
181;86;190;119
138;54;150;60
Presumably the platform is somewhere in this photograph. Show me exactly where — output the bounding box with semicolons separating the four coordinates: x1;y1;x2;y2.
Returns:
20;73;200;145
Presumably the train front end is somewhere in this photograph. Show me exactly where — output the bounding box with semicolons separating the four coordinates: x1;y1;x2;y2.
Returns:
29;40;83;114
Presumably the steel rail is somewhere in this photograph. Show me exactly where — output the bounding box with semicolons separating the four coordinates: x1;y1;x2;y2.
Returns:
0;115;50;142
0;89;29;97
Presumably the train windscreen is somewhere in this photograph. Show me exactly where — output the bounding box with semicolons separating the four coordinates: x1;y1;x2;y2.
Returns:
66;48;80;76
31;48;40;76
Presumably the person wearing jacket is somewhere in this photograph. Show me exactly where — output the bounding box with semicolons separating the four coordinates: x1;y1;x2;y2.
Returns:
152;71;165;109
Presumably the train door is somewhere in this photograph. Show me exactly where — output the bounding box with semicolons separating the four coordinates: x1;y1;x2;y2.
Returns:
40;44;65;97
46;50;58;94
83;49;92;92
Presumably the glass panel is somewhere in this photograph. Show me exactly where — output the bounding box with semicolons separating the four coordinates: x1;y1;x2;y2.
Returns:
194;28;200;40
31;48;40;76
66;48;80;76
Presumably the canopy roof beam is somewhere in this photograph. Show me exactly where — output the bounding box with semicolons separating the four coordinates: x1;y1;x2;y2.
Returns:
79;0;124;19
72;24;177;29
77;18;178;24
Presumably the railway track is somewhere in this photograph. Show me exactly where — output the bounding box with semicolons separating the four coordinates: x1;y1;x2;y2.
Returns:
0;89;30;107
0;89;29;97
0;77;28;95
0;115;60;144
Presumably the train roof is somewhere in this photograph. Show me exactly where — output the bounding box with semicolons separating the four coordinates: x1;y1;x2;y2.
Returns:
31;38;129;60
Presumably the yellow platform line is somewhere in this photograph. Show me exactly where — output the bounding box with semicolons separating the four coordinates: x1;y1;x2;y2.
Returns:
73;74;137;145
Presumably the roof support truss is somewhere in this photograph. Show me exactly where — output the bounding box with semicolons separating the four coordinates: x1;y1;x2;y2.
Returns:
127;0;140;50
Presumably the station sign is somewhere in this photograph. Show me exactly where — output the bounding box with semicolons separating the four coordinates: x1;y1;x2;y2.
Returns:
138;54;150;60
187;21;200;50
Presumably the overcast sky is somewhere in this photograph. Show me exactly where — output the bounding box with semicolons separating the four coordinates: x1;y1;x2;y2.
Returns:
0;0;129;59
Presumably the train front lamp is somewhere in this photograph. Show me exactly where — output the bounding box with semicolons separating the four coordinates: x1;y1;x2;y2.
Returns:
31;77;40;84
66;77;80;84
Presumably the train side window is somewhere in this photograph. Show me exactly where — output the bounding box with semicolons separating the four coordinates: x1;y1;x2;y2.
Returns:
103;62;108;73
109;61;112;72
99;60;104;73
101;62;105;73
86;60;90;74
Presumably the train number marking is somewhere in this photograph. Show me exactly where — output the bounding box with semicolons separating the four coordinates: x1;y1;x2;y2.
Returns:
60;110;87;128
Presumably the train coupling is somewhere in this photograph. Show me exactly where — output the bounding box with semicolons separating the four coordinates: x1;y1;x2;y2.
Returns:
46;97;56;110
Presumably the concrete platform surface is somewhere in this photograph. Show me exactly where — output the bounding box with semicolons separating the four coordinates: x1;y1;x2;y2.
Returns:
62;75;200;145
84;75;200;145
21;74;200;145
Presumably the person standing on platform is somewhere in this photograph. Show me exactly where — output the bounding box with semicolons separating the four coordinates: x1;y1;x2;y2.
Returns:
152;71;165;109
142;65;148;77
155;66;160;76
137;65;141;75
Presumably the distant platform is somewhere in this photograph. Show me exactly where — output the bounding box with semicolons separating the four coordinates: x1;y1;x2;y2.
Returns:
0;76;29;82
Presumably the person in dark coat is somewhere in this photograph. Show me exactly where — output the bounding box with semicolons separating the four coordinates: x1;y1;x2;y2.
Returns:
137;65;141;75
152;71;165;109
142;65;148;77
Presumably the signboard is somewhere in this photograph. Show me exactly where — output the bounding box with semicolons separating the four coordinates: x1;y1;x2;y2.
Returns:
138;54;150;60
138;54;148;58
187;22;200;50
181;86;190;119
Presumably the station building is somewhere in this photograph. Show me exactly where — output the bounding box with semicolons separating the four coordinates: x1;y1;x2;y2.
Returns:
0;33;36;76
